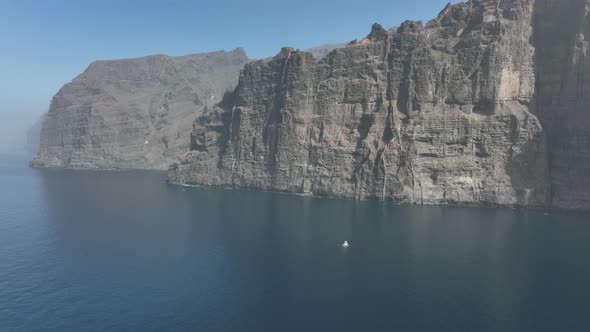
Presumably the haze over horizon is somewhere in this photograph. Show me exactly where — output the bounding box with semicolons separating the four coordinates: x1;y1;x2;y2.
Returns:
0;0;448;153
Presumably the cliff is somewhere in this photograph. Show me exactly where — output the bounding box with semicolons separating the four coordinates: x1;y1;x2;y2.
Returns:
533;0;590;209
32;48;249;170
169;0;590;210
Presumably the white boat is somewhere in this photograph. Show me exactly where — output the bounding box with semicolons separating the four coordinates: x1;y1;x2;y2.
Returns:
342;241;350;248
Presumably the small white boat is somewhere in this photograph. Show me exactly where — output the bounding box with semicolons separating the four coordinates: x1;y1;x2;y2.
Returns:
342;241;350;248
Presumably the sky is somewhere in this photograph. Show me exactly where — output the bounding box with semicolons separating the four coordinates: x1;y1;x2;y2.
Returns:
0;0;449;153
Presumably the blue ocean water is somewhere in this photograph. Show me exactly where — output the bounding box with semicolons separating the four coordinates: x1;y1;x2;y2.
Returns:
0;153;589;331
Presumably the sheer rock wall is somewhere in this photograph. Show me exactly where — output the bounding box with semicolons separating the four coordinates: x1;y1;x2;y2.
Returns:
169;0;590;210
33;49;249;170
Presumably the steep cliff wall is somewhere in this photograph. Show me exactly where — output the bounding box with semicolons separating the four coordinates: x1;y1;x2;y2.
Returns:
533;0;590;209
169;0;590;210
32;49;249;170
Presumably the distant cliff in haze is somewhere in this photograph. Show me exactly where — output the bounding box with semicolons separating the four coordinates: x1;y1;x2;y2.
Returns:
32;49;250;170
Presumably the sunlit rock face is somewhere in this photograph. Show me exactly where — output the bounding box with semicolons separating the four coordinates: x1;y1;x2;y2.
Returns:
32;49;249;170
169;0;590;210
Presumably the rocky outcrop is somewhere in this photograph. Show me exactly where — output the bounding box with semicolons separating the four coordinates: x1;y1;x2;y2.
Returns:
32;49;249;170
169;0;590;210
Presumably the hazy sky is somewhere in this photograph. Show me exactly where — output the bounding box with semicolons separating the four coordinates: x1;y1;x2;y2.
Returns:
0;0;449;153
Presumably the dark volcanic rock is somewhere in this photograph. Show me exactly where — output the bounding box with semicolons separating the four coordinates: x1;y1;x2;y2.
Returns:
32;49;249;170
169;0;590;210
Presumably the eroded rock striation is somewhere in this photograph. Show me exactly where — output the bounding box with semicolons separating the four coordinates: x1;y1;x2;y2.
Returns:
169;0;590;210
32;49;249;170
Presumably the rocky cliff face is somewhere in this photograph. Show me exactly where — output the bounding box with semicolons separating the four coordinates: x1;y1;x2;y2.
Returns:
32;49;249;170
533;0;590;209
169;0;590;210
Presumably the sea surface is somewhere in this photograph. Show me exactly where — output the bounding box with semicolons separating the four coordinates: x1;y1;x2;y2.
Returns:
1;153;589;332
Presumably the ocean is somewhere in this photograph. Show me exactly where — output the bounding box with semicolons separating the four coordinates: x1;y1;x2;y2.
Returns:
1;153;589;331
